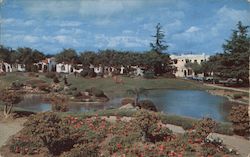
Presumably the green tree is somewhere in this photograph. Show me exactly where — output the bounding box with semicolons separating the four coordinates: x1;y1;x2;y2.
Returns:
16;47;45;71
215;21;250;85
0;90;22;118
79;51;97;66
150;23;168;54
185;62;202;75
55;48;78;64
127;88;148;106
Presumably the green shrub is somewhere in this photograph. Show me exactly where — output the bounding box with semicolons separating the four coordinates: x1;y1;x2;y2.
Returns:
160;115;197;130
11;81;24;90
214;123;234;135
132;110;172;142
80;70;88;77
50;95;69;112
53;76;60;84
28;72;39;77
9;136;40;155
24;112;75;155
143;71;155;79
61;144;99;157
88;69;97;77
86;87;105;97
36;83;51;92
232;93;243;99
45;72;56;79
228;105;250;136
195;117;217;140
137;99;157;112
30;65;39;73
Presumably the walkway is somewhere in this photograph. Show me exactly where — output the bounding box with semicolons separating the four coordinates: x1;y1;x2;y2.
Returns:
0;118;26;147
204;83;249;93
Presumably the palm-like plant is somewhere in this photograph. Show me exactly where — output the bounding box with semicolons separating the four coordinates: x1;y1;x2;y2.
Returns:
126;88;148;106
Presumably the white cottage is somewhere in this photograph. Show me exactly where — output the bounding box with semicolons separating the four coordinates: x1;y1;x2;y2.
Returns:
0;61;12;73
56;63;73;73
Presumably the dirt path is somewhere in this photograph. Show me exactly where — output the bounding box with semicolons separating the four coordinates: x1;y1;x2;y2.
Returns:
204;84;249;93
0;118;26;148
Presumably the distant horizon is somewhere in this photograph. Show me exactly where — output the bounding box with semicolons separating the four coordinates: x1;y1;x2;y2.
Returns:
1;0;250;55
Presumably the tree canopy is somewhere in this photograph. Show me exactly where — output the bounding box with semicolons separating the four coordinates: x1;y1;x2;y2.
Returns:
204;21;250;85
150;23;168;54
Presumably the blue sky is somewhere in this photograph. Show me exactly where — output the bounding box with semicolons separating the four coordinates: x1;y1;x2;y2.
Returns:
1;0;250;55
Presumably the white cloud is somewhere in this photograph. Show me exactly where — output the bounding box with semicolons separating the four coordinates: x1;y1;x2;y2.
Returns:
23;35;39;43
210;5;250;36
185;26;200;33
95;34;149;48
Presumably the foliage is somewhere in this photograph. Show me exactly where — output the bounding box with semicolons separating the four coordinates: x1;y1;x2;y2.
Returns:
132;110;172;142
9;136;40;155
49;95;69;112
195;117;217;141
127;88;148;106
86;87;106;97
228;105;250;136
185;62;203;75
0;90;22;118
61;143;99;157
206;21;250;85
232;93;243;99
11;81;24;90
53;76;60;84
45;72;57;79
143;71;155;79
80;69;88;77
150;23;168;54
137;99;157;112
55;48;79;63
24;112;75;155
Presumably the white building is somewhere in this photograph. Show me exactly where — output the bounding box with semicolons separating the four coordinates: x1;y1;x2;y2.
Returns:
56;63;73;73
0;61;12;73
170;53;209;77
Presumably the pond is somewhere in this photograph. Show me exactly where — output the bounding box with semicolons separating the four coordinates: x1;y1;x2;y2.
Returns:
15;90;231;122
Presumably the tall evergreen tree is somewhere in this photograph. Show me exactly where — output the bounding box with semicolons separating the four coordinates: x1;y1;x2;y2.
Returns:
219;21;250;84
150;23;168;54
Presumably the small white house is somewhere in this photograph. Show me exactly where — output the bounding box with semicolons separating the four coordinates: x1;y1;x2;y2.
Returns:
0;61;12;73
56;63;73;73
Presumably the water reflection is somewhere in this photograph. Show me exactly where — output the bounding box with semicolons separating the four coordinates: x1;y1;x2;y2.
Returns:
15;90;231;122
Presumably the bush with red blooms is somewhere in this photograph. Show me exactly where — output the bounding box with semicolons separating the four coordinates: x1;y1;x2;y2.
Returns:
229;105;250;136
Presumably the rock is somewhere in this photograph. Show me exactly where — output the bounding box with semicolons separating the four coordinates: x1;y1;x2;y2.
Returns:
119;103;135;109
121;97;135;106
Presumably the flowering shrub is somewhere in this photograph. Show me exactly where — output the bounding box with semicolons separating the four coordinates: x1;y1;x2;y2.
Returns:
229;105;250;136
49;95;69;112
192;117;217;142
9;136;40;155
132;110;173;142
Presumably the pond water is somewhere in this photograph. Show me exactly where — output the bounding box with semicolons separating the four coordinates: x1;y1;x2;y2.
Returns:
15;90;231;122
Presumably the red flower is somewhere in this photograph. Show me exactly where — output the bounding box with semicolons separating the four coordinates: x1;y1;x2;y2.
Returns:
117;143;122;149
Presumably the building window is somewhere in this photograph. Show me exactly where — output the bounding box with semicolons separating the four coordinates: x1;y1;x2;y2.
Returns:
182;60;184;62
173;59;178;64
185;59;189;63
194;60;197;63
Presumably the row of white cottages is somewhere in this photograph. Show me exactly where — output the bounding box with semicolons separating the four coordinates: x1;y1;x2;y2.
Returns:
0;54;209;77
0;58;143;76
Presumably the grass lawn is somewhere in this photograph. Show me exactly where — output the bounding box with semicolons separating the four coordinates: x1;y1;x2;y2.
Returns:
0;72;209;96
67;75;209;96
